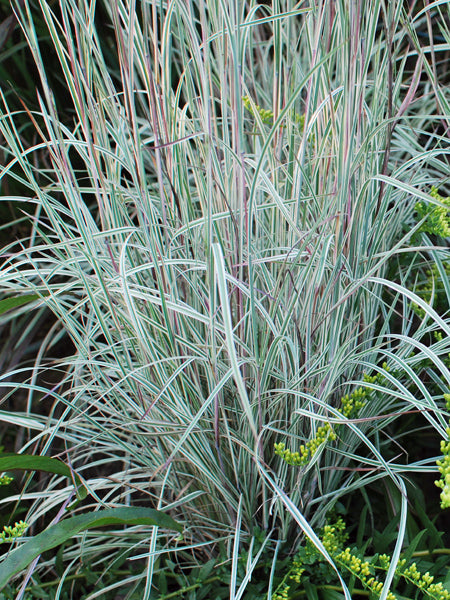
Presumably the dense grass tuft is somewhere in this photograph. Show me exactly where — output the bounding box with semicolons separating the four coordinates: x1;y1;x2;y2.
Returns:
0;0;450;597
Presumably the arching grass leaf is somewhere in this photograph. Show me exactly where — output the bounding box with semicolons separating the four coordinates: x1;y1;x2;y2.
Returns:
0;453;86;500
0;507;182;589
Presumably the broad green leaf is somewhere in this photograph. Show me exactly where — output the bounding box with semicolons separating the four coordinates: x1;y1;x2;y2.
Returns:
0;454;86;500
0;507;182;589
0;295;41;316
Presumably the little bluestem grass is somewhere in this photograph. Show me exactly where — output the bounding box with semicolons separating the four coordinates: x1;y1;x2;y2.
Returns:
0;0;450;597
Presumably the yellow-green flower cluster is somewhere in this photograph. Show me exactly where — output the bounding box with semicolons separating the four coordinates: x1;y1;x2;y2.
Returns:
379;553;391;568
336;547;372;578
339;387;368;419
242;95;273;125
243;95;306;133
289;559;305;584
411;261;450;319
336;548;397;599
397;561;450;600
322;518;347;554
435;394;450;509
427;583;450;600
435;429;450;509
339;366;388;419
275;367;390;468
0;474;13;486
271;552;306;598
416;186;450;238
274;423;336;466
0;520;28;543
272;583;290;600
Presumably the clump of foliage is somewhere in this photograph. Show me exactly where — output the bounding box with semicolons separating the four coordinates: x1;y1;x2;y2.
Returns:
0;0;450;597
416;187;450;238
272;517;450;600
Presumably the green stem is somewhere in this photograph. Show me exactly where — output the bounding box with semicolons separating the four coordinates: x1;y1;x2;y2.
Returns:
156;576;221;600
290;585;372;599
412;548;450;557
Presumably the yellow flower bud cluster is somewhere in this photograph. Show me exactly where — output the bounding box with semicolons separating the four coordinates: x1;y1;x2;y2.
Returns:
272;583;290;600
411;261;450;319
435;431;450;509
242;95;306;133
410;188;450;317
427;583;450;600
339;387;369;419
435;394;450;509
289;559;305;584
337;547;372;578
378;553;391;568
398;561;450;600
322;518;347;554
0;520;28;543
242;95;274;125
0;474;13;486
275;366;390;468
274;423;336;466
339;366;388;419
336;548;398;599
416;186;450;238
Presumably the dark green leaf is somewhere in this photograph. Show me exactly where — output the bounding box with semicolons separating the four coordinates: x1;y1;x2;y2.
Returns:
303;580;320;600
0;453;86;501
0;295;41;316
0;507;182;589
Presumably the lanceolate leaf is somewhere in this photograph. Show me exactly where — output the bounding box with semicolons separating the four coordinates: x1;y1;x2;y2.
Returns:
0;295;42;316
0;507;182;589
0;454;86;500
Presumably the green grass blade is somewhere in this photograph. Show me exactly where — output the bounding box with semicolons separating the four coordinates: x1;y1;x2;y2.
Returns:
212;243;258;439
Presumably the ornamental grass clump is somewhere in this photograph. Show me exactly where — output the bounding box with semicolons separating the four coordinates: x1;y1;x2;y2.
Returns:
0;0;449;597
